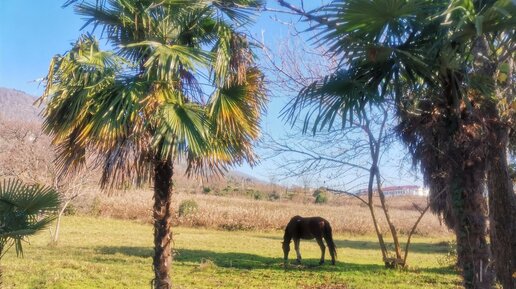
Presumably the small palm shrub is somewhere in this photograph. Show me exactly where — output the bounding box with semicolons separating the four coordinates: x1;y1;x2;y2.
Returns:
0;179;60;285
0;179;60;257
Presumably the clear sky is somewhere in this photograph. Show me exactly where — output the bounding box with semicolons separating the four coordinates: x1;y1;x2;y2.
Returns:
0;1;421;189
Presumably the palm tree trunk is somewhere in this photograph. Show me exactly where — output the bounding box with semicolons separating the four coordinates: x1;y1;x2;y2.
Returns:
153;157;174;289
486;125;516;289
450;163;493;289
0;245;3;288
473;36;516;288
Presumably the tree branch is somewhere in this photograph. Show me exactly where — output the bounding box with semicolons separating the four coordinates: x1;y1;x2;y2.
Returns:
324;187;369;206
276;0;336;28
402;188;446;266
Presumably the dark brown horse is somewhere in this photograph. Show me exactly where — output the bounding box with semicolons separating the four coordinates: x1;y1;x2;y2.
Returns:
282;215;337;265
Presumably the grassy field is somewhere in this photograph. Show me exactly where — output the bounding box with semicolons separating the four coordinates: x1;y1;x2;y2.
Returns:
2;216;461;289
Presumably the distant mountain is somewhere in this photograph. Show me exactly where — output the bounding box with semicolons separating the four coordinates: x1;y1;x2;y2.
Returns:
0;87;41;123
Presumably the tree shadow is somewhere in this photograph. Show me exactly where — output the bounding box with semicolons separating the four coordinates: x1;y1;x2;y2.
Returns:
174;249;391;273
334;239;451;255
96;246;153;258
255;236;451;255
94;246;454;275
95;246;383;272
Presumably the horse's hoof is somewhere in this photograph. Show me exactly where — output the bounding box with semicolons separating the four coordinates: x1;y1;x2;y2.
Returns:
295;260;301;264
319;261;324;265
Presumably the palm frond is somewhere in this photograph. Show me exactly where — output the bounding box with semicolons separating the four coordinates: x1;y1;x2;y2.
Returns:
211;25;253;87
0;179;60;257
131;41;211;81
282;69;380;134
209;67;266;139
0;180;60;214
42;0;266;189
153;99;209;160
212;0;264;25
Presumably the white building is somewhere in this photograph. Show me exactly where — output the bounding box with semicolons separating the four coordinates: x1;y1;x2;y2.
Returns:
357;185;429;197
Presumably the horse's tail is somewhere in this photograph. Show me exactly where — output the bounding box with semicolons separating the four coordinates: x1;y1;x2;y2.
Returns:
324;221;337;260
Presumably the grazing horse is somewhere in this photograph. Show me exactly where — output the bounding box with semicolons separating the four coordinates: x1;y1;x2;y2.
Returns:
282;215;337;265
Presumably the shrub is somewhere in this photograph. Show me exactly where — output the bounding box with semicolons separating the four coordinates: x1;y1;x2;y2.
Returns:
436;240;457;268
252;190;264;200
64;203;77;216
202;187;211;194
312;188;324;197
313;189;329;204
178;199;198;217
90;196;102;216
315;193;328;204
268;191;280;201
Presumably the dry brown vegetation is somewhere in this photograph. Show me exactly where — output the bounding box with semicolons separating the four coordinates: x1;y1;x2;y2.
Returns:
74;188;449;236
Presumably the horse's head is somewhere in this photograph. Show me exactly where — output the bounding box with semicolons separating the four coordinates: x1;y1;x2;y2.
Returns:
282;241;290;260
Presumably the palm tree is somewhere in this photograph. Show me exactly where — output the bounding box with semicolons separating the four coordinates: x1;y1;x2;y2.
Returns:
40;1;266;288
277;0;515;288
0;179;60;284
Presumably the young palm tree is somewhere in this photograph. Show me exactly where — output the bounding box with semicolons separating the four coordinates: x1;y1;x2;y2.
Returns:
0;179;60;283
278;0;515;288
40;1;266;288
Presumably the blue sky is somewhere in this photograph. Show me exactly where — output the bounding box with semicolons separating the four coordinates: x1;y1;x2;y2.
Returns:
0;1;305;181
0;1;421;189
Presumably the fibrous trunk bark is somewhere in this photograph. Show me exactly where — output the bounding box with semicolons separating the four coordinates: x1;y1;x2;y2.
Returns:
445;95;493;288
473;36;515;288
0;245;3;287
450;168;492;289
153;157;174;289
397;85;494;287
486;125;516;289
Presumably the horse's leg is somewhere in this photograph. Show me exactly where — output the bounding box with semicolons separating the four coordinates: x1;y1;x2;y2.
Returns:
294;239;302;264
316;237;326;265
323;234;336;265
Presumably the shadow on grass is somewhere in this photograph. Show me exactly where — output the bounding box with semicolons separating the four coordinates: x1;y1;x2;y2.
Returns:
95;246;454;276
256;236;451;255
174;249;361;271
97;246;153;258
95;246;383;272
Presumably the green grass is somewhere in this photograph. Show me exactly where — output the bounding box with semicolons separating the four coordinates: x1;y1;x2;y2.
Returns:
2;216;460;288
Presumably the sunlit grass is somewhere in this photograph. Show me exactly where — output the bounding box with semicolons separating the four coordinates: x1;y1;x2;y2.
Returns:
2;216;460;289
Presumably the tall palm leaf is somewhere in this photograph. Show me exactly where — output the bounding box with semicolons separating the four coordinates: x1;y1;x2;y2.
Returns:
40;1;265;288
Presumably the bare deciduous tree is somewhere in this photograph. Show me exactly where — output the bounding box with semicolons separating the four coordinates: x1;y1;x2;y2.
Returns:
257;27;434;268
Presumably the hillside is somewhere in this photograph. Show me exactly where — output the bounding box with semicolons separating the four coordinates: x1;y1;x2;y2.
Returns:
0;87;41;123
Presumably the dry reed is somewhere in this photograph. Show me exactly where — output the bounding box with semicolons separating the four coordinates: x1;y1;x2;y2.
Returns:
74;189;450;236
